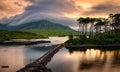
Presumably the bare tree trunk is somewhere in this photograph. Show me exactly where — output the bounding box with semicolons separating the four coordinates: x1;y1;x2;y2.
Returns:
90;23;94;36
82;24;85;34
104;24;107;32
100;26;102;33
78;24;80;36
95;26;99;34
85;24;87;35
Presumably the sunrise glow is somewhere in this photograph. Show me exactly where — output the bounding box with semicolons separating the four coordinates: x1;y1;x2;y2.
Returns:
0;0;120;28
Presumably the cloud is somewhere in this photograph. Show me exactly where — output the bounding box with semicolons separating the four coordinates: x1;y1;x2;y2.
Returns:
82;0;120;17
26;0;80;15
0;0;32;19
1;0;120;30
8;11;77;27
7;0;79;26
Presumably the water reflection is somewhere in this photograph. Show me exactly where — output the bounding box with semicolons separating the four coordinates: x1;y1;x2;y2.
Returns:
47;47;120;72
0;45;52;72
0;46;26;72
0;37;68;72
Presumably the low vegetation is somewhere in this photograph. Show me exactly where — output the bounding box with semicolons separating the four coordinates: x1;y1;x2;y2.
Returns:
25;29;77;36
0;30;46;39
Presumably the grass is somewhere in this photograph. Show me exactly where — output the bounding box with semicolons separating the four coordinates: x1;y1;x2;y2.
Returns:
23;29;77;36
0;30;47;39
0;29;77;39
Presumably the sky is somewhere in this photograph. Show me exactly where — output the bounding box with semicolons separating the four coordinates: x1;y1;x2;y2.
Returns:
0;0;120;30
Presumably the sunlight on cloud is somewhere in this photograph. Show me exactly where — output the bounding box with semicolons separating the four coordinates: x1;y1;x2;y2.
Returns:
75;2;93;9
0;0;120;30
63;0;100;18
63;0;120;19
0;0;32;19
64;13;80;19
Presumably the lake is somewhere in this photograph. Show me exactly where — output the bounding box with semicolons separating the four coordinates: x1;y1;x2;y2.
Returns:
0;37;68;72
0;37;120;72
47;48;120;72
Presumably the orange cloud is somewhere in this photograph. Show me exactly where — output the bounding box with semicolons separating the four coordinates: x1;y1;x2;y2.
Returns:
0;0;32;19
62;0;98;18
63;0;120;18
1;0;120;28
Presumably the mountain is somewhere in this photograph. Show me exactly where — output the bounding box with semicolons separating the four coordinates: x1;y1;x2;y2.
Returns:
0;24;8;30
0;20;76;36
11;20;74;31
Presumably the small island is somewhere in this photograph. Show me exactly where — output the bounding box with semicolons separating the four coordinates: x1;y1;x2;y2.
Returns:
65;13;120;49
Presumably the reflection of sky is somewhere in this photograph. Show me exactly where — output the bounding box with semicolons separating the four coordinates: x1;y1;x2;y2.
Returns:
0;46;26;72
47;48;120;72
23;36;68;45
49;37;68;44
0;37;68;72
0;45;48;72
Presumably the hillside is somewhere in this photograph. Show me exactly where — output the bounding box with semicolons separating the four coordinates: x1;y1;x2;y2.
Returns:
0;30;46;39
0;20;76;36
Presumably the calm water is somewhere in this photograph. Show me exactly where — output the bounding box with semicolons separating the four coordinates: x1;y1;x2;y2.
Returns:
0;37;68;72
47;48;120;72
0;37;120;72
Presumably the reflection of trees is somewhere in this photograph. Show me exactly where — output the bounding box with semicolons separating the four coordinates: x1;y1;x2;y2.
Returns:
79;49;120;71
79;61;94;70
79;57;107;70
112;50;120;66
66;47;87;54
78;51;107;70
66;47;120;53
66;47;120;71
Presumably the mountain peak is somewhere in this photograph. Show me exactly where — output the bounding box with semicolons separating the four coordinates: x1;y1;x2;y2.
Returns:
0;20;75;33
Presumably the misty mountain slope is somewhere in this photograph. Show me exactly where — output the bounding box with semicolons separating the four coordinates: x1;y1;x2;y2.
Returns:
0;20;76;36
16;20;76;36
0;24;7;30
12;20;75;31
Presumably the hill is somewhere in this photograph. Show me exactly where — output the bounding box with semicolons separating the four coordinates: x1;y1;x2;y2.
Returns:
0;20;76;36
12;20;74;31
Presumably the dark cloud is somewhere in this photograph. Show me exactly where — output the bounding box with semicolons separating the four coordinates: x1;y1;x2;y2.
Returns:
26;0;41;3
9;11;76;26
83;3;120;17
26;0;78;14
0;6;4;9
8;0;78;27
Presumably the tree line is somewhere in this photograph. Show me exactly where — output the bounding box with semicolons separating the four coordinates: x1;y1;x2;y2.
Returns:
77;13;120;36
